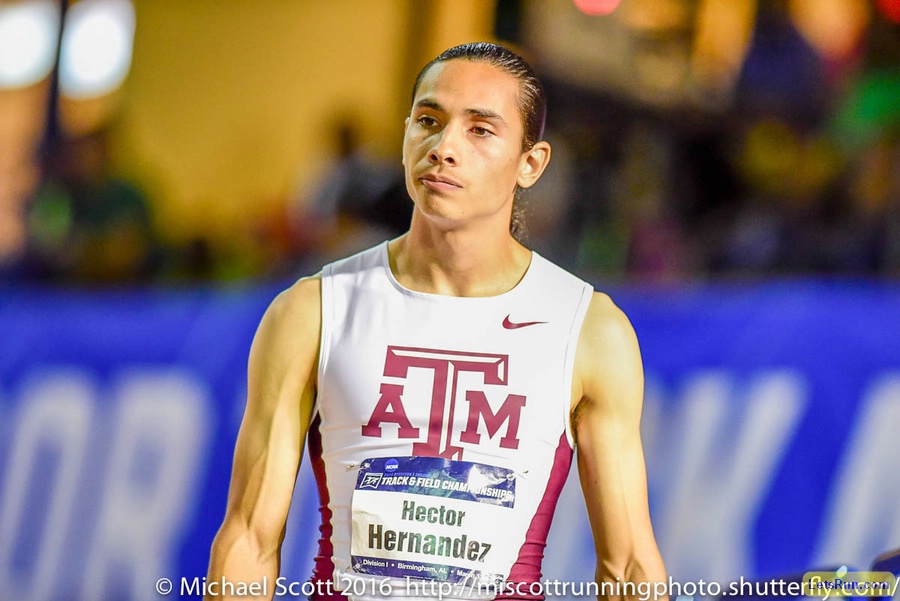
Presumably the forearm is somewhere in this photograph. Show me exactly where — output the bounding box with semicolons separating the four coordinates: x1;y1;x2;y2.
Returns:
206;524;281;601
594;553;668;601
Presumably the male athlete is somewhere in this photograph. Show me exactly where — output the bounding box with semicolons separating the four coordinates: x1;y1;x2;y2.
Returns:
207;43;666;600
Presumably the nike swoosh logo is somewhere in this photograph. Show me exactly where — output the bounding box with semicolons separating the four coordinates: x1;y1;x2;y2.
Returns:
503;315;547;329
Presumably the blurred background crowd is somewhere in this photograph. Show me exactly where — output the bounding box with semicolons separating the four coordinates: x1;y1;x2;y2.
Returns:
0;0;898;286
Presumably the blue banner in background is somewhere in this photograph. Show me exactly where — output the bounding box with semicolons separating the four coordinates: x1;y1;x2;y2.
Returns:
0;285;275;601
608;283;900;584
0;281;898;601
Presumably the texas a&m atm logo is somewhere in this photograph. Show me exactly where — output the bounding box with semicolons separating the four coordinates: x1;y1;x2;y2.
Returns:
361;346;526;459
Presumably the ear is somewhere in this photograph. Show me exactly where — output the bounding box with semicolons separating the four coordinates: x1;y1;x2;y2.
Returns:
516;141;552;189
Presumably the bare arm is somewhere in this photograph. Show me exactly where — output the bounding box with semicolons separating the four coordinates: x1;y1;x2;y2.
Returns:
572;292;667;601
206;277;321;601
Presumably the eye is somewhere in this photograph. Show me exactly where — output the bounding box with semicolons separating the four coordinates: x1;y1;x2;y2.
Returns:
417;115;438;128
471;126;494;137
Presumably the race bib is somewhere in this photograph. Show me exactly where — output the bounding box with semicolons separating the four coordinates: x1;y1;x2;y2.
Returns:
350;456;516;587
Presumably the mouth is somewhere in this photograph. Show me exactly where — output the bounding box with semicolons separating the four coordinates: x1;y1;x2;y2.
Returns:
419;173;462;191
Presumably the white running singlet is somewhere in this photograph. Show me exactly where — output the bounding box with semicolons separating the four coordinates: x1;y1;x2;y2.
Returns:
309;242;593;600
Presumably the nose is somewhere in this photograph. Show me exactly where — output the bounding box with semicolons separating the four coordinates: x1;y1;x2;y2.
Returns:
428;125;460;165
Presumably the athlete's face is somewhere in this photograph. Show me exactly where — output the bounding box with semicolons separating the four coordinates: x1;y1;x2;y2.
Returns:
402;60;548;233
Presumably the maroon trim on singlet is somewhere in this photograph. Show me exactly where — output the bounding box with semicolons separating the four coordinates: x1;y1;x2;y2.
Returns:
498;433;574;600
307;414;349;600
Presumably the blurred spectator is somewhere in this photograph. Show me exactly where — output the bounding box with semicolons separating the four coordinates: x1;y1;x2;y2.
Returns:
718;119;842;274
6;2;893;285
616;123;689;281
288;117;410;269
0;157;38;279
734;0;828;130
22;128;161;284
517;129;577;266
847;133;900;274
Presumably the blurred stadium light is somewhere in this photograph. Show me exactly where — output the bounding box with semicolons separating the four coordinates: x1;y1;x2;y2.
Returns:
0;0;60;89
58;0;135;99
877;0;900;23
573;0;622;17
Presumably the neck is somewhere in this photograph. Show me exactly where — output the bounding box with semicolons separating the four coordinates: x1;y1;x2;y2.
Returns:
388;216;531;297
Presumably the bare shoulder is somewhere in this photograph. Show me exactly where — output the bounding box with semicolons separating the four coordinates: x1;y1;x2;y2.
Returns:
264;274;322;332
250;274;322;386
572;291;644;420
579;291;639;356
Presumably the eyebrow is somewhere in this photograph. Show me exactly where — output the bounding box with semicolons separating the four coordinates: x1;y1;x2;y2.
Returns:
414;99;507;124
